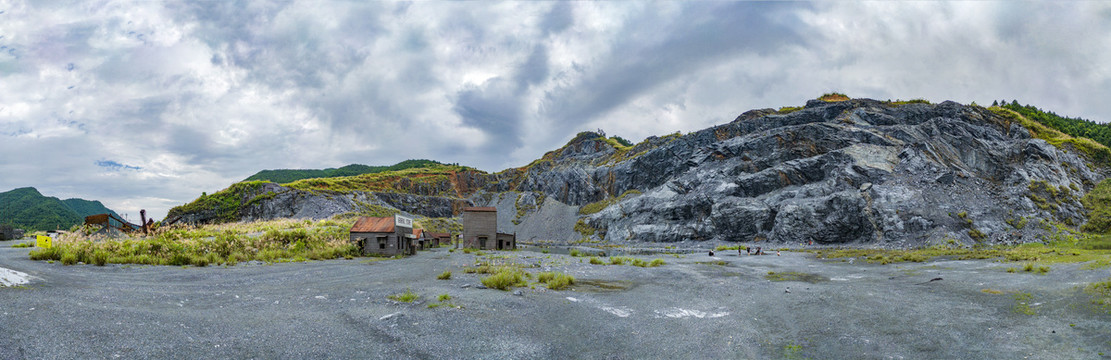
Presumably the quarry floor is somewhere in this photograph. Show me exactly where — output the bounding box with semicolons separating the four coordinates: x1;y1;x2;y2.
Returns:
1;239;1109;359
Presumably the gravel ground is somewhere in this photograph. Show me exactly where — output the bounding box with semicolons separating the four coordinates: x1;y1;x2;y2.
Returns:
1;239;1109;359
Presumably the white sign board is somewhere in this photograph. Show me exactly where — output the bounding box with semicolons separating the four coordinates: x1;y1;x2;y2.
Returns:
394;214;413;228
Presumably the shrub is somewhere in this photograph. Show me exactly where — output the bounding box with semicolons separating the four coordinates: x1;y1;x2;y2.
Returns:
609;257;628;265
388;289;419;303
589;257;604;265
649;258;666;267
437;271;452;280
631;258;649;267
61;252;78;266
481;268;526;290
569;249;582;257
91;250;109;266
538;272;575;290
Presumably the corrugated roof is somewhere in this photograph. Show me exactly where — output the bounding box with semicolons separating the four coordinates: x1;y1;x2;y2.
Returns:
413;228;424;238
464;207;497;212
428;232;450;238
350;217;395;233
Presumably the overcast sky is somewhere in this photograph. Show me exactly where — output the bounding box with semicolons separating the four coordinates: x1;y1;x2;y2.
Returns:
2;1;1110;221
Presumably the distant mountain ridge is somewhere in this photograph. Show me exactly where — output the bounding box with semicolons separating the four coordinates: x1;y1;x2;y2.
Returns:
243;159;450;184
0;187;119;231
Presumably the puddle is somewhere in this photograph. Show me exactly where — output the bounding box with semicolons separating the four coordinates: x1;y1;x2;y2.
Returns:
573;279;636;293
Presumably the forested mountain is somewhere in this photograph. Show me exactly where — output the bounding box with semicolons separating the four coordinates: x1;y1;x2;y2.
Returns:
0;187;119;231
243;160;454;184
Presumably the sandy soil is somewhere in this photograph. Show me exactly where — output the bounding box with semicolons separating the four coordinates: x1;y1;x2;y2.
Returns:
1;240;1109;359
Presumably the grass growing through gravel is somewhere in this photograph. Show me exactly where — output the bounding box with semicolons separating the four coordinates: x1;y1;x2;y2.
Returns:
814;230;1111;267
428;293;460;309
27;218;361;266
388;289;419;303
765;271;828;283
537;272;575;290
1012;292;1036;315
599;256;665;267
437;271;452;280
11;242;33;248
1086;277;1111;312
481;268;527;290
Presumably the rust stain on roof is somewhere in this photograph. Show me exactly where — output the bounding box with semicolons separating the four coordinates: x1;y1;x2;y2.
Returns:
413;228;424;238
464;207;497;212
351;217;395;233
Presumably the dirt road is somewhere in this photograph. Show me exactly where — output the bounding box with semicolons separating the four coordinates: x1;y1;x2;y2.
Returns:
1;240;1109;359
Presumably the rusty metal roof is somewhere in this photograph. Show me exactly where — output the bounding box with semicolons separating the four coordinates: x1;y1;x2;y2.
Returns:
464;207;497;212
350;217;395;233
428;232;450;238
413;228;424;238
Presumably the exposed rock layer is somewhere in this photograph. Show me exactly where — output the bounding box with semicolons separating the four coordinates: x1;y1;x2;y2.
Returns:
169;99;1104;247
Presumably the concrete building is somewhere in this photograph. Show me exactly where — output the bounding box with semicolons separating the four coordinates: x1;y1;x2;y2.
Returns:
497;232;517;250
462;207;515;250
350;215;415;256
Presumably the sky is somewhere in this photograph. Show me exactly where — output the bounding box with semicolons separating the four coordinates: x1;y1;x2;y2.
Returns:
2;1;1111;222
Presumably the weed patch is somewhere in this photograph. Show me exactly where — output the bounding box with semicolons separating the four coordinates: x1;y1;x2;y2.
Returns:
538;272;575;290
388;289;419;303
481;268;527;291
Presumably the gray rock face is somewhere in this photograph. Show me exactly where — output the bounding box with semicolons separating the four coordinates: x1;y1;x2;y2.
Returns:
171;98;1105;247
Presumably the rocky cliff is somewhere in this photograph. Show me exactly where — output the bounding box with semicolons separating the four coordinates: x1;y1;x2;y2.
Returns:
167;97;1108;247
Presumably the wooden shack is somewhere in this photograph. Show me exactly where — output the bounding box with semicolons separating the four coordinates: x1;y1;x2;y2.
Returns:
427;232;451;248
412;229;427;251
350;215;415;256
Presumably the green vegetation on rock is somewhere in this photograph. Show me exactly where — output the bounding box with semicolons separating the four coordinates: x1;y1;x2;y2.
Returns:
244;159;454;184
990;106;1111;166
166;181;269;224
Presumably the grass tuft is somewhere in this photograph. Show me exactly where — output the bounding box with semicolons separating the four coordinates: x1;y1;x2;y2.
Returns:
481;268;527;291
388;289;419;303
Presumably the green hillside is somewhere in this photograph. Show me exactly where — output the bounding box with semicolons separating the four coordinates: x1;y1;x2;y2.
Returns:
0;187;119;231
1000;101;1111;149
243;159;451;184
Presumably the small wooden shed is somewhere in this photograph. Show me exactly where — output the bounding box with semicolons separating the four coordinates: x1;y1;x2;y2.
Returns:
350;215;415;256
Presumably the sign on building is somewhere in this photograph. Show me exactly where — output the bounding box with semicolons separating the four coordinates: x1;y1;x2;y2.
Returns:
394;214;413;228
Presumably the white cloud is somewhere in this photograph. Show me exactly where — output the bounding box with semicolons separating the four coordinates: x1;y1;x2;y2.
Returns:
0;0;1108;221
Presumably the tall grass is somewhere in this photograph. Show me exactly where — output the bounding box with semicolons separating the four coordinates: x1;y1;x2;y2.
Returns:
27;218;360;266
